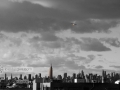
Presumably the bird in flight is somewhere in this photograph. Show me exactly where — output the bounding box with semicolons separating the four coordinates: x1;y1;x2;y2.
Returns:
71;23;77;26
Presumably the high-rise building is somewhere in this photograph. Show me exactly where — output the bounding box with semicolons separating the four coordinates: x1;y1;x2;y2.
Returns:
73;73;76;79
57;75;62;80
49;64;53;79
19;74;22;80
64;73;67;79
24;75;27;80
32;76;34;80
5;73;7;81
81;70;84;77
39;73;41;78
11;73;13;80
35;74;38;79
28;74;31;81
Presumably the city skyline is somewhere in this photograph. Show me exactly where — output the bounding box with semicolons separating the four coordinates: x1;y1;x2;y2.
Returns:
0;0;120;77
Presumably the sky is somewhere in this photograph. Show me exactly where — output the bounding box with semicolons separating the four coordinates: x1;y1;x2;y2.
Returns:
1;0;120;78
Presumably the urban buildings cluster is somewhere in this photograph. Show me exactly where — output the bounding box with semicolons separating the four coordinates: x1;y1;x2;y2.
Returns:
0;64;120;89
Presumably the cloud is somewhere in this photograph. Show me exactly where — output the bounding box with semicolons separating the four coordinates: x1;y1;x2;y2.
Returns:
1;60;22;67
72;19;118;33
100;38;120;47
0;1;73;32
88;55;95;60
80;38;111;51
110;65;120;68
95;65;103;69
65;60;86;70
22;0;120;19
0;30;120;75
0;0;119;33
28;56;87;70
28;62;49;68
41;41;62;49
40;31;59;41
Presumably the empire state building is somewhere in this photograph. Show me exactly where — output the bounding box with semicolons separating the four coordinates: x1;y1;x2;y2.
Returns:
49;64;53;79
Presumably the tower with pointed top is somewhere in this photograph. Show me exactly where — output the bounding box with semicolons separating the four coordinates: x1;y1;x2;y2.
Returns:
49;64;53;79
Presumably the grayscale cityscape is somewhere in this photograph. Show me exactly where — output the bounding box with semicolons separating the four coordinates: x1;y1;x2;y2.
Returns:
0;64;120;90
0;0;120;90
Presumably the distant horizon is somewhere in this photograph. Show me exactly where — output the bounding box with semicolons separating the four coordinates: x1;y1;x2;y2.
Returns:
0;68;119;80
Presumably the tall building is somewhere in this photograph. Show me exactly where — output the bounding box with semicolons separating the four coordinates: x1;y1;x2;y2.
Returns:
11;73;13;80
64;73;67;79
57;75;62;80
19;74;22;80
24;75;27;80
28;74;31;81
49;64;53;79
35;74;38;79
73;73;76;79
5;73;7;81
39;73;41;78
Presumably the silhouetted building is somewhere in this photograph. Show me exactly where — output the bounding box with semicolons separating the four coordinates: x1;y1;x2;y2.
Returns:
24;75;27;80
19;74;23;80
73;73;76;79
57;75;62;80
49;64;53;79
64;73;67;79
28;74;31;81
11;73;13;80
39;73;41;78
5;73;7;81
35;74;38;79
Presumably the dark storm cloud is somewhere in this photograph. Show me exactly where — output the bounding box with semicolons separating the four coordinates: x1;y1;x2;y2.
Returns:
72;20;118;33
100;38;120;47
56;0;120;19
81;38;111;51
0;1;74;32
0;0;120;33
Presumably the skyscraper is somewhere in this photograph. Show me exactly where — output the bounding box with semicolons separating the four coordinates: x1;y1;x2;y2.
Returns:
73;73;76;79
24;75;27;80
64;73;67;79
28;74;31;81
5;73;7;81
11;73;13;80
19;74;22;80
49;64;53;79
39;73;41;78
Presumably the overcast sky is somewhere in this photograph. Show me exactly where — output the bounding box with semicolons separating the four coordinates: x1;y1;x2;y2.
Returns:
1;0;120;77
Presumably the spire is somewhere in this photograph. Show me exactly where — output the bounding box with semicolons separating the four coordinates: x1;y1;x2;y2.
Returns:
49;63;53;79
